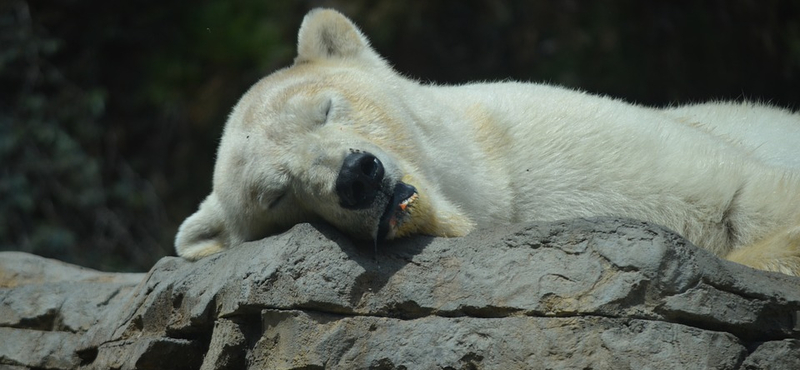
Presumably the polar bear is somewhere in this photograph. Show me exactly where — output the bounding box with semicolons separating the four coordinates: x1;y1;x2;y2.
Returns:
176;8;800;276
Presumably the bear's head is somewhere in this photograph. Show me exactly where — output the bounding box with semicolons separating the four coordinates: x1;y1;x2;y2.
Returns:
175;9;472;260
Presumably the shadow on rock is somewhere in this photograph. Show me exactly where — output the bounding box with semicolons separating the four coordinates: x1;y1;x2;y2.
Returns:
311;222;435;310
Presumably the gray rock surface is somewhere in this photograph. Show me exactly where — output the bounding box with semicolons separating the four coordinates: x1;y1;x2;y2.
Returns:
2;218;799;369
0;252;144;369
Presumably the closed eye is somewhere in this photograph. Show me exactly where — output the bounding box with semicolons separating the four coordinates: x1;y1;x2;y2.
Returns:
267;193;286;209
321;98;332;123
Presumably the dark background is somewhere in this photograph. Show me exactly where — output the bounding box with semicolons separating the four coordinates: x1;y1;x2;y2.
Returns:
2;0;798;271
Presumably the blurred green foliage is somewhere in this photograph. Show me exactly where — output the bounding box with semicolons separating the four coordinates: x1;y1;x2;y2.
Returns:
1;0;798;271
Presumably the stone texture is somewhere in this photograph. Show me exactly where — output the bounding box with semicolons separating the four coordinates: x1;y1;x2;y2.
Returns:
0;252;144;369
251;309;746;369
0;328;82;369
1;218;799;369
740;339;800;370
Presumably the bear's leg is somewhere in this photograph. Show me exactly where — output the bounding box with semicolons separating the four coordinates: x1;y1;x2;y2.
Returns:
725;224;800;276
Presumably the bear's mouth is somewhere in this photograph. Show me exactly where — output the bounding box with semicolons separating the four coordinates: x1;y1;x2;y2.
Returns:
376;182;418;241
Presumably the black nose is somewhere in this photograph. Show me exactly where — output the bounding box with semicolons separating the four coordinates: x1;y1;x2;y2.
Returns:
336;151;385;209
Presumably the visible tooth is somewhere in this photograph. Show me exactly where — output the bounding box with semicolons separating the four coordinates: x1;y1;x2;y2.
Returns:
399;193;418;211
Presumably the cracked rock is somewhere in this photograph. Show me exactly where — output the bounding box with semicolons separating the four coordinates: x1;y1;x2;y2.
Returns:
1;218;799;369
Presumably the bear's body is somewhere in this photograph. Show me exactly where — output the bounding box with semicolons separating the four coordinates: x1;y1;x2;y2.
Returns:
176;9;800;275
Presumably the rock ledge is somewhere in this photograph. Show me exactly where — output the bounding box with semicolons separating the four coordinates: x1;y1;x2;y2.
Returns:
2;218;799;369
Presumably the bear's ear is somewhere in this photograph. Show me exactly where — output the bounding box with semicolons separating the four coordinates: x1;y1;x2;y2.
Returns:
295;8;384;66
175;193;229;261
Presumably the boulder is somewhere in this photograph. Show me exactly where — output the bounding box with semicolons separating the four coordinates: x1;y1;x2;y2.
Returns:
1;218;799;369
0;252;144;369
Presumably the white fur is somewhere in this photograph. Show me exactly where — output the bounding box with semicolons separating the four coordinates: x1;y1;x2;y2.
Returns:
176;9;800;275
